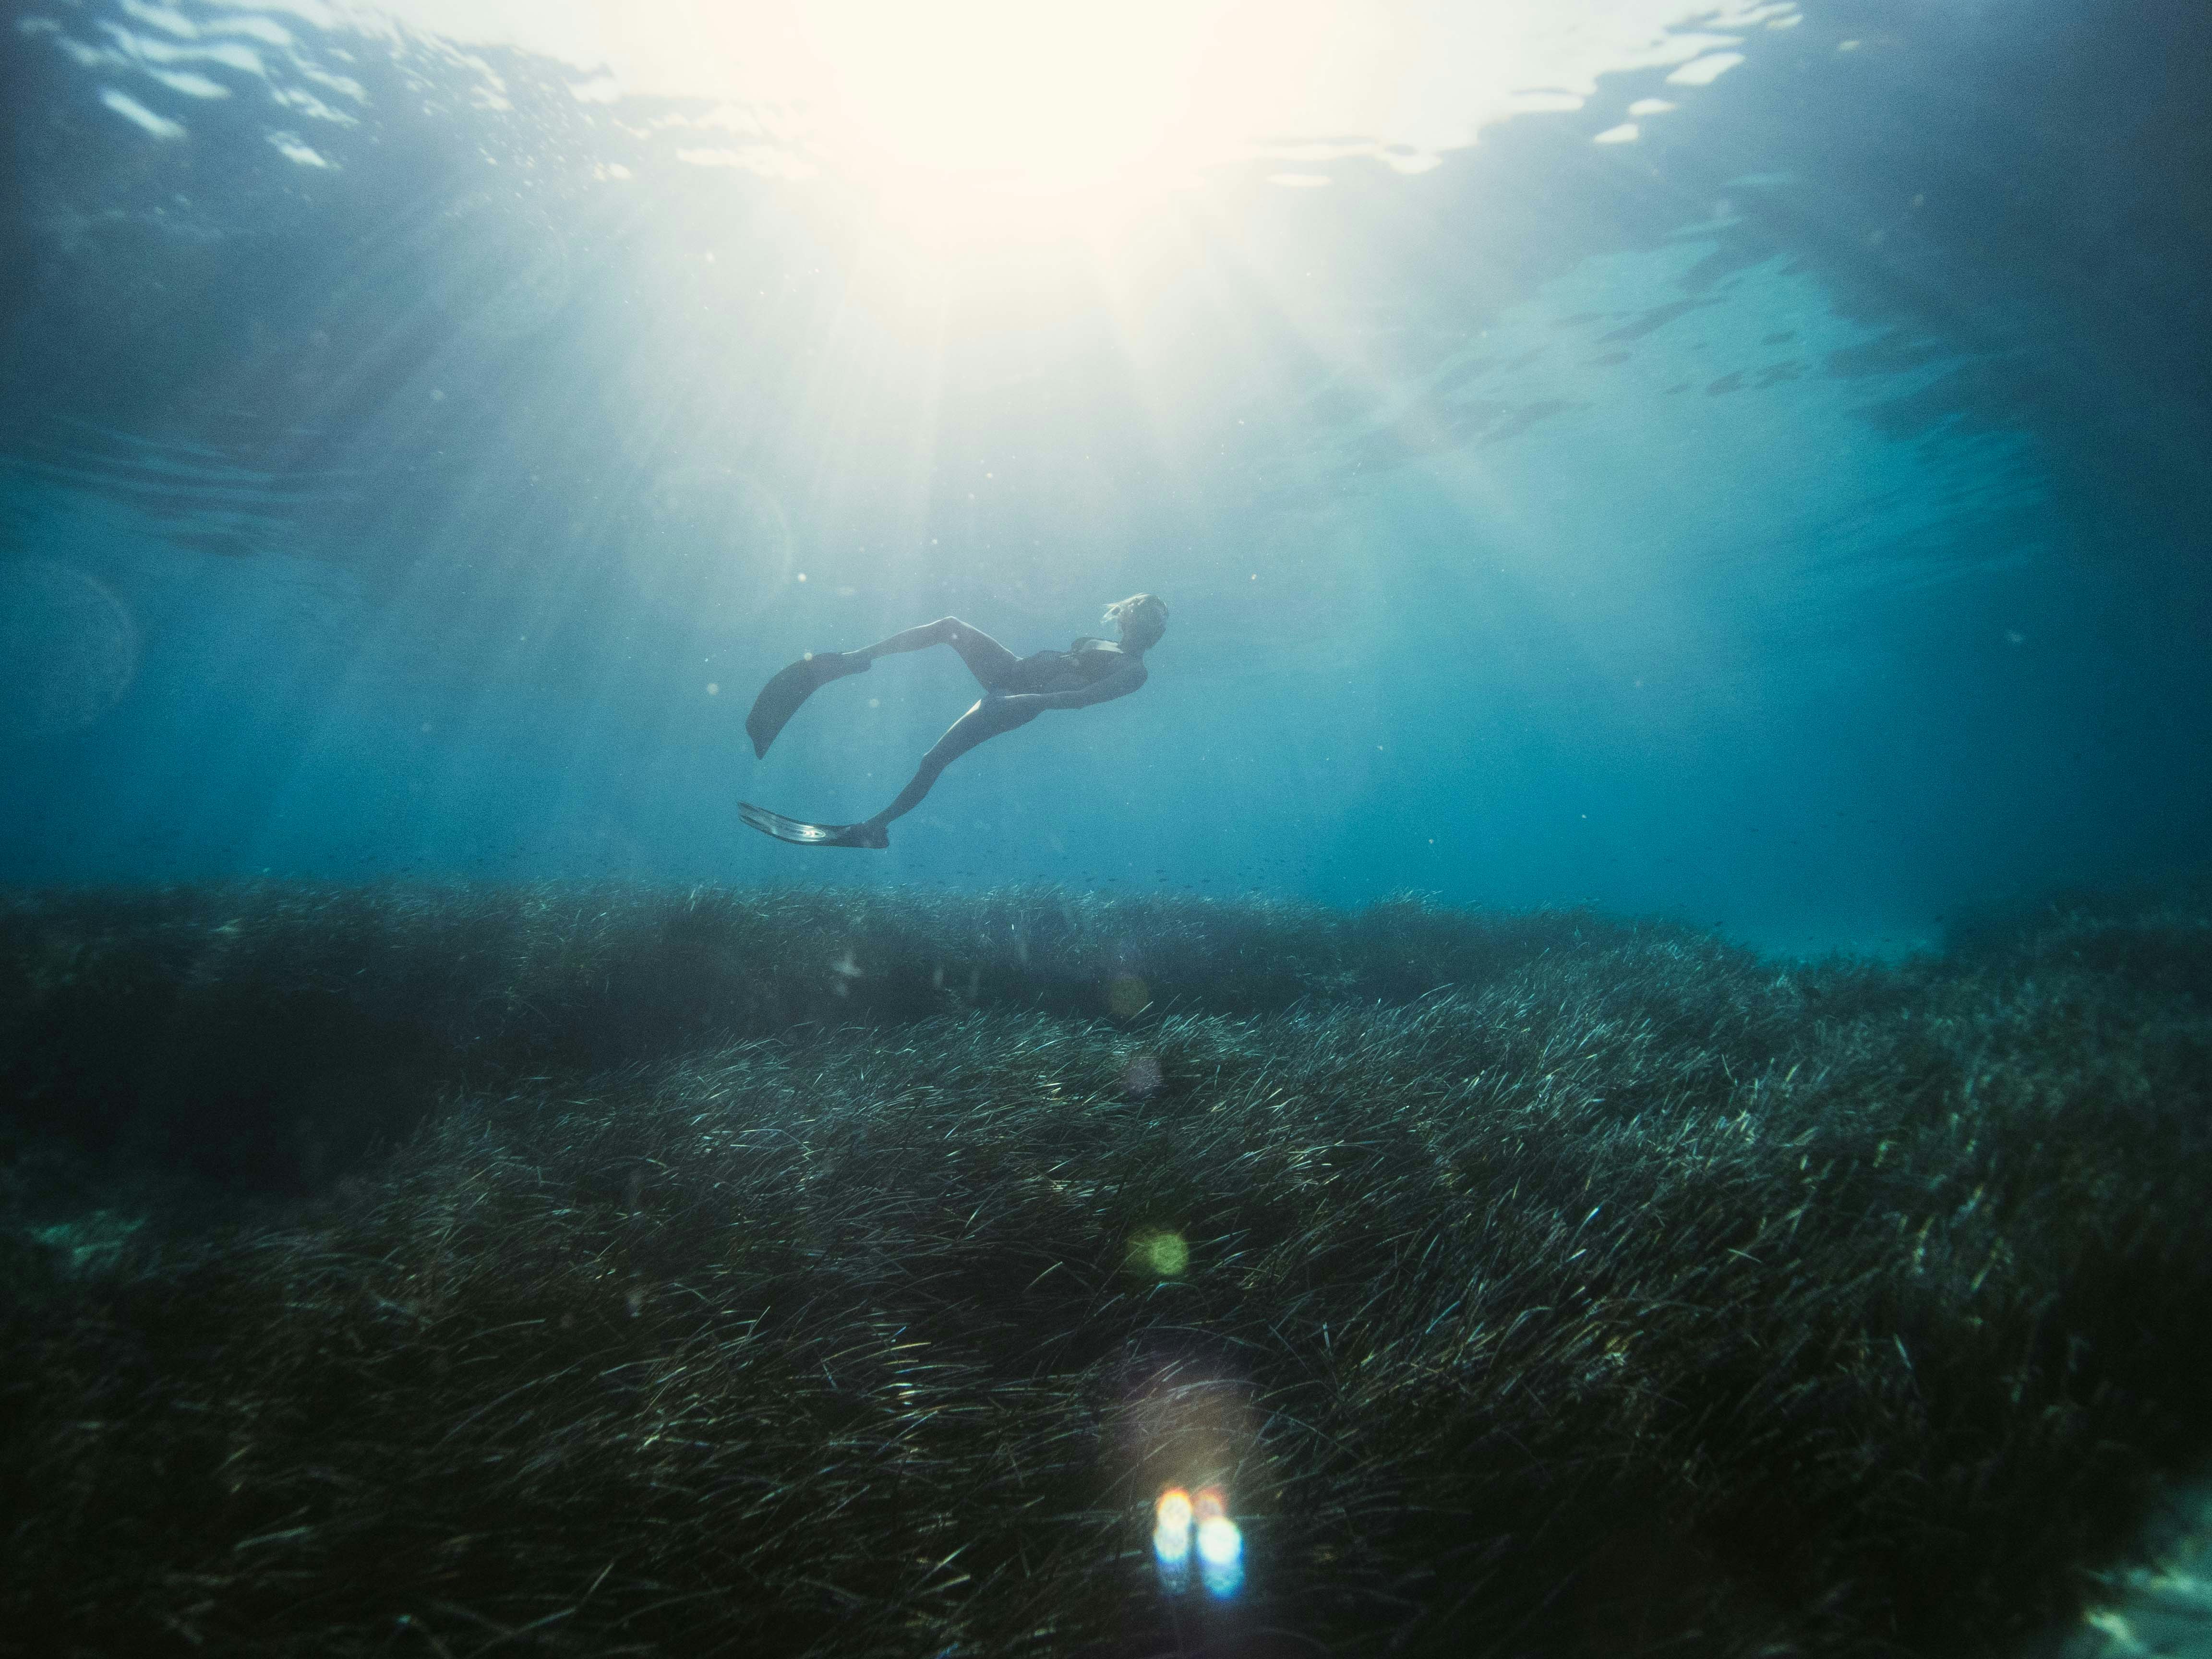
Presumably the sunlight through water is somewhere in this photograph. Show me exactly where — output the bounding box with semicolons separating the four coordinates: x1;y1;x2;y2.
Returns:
334;0;1800;242
13;0;2212;1647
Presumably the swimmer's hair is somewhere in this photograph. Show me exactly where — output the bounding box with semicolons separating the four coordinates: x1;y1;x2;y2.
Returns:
1104;592;1169;651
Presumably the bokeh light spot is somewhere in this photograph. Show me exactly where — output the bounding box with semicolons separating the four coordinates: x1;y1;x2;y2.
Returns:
0;560;138;740
1107;974;1151;1018
1154;1484;1243;1598
1153;1485;1194;1592
1130;1229;1188;1279
1193;1487;1243;1597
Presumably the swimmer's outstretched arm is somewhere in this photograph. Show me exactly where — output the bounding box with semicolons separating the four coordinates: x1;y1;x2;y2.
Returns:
996;658;1148;711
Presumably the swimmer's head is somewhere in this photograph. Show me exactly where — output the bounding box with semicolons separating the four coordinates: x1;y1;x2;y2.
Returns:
1105;593;1169;652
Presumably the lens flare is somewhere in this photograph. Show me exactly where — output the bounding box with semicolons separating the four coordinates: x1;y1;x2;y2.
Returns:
1153;1485;1195;1592
1155;1487;1194;1542
1191;1485;1243;1596
1154;1483;1243;1599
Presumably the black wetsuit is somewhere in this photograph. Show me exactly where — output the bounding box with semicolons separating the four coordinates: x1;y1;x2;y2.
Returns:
993;637;1127;696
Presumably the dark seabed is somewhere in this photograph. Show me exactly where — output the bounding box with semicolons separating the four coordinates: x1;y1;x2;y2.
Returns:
2;0;2209;1654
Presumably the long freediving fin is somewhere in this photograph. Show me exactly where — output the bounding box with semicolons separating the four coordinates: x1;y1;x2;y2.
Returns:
745;651;870;758
738;802;888;848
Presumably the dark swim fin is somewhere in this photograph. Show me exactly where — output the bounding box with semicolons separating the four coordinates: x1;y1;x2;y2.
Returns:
745;651;871;758
738;803;889;849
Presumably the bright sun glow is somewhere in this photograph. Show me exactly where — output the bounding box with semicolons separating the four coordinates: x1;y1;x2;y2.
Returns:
787;0;1255;244
800;2;1219;193
360;0;1801;240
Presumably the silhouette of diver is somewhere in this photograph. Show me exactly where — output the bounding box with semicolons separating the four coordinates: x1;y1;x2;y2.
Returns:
739;593;1168;849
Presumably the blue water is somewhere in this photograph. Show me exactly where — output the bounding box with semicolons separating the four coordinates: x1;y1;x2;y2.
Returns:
4;0;2209;956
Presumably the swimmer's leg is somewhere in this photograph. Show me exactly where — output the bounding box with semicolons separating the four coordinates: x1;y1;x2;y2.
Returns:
737;802;887;848
853;617;1020;690
859;694;1040;836
749;617;1019;758
740;697;1038;851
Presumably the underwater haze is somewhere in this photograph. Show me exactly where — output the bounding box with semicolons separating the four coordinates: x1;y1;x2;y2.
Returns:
4;0;2207;950
6;2;2212;1657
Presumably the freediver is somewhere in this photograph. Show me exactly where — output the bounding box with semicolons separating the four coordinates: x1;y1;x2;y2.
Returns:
738;593;1168;849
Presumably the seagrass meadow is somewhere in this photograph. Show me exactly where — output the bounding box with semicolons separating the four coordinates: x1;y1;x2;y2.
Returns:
2;883;2209;1658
